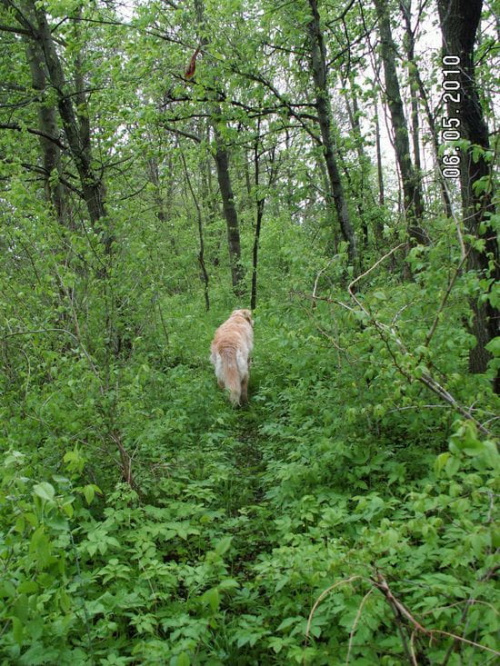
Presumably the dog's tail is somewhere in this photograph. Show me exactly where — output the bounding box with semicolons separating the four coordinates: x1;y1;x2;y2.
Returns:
218;349;241;406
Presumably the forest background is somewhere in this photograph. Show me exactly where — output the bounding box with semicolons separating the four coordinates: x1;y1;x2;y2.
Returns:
0;0;499;664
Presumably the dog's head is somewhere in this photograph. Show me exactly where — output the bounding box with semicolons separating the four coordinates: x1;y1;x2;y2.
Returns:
232;309;254;326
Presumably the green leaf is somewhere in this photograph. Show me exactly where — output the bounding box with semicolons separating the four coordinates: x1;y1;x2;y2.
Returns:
83;484;95;505
29;527;52;568
0;580;16;599
17;580;39;594
201;587;220;612
277;616;302;632
485;336;500;356
11;616;24;645
445;454;461;477
214;536;233;556
176;654;191;666
434;452;450;475
33;482;55;502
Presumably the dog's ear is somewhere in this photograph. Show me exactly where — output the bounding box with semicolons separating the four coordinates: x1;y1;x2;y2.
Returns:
232;308;254;325
242;309;254;326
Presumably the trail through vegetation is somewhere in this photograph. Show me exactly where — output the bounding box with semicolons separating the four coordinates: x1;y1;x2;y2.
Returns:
0;0;499;663
2;294;499;664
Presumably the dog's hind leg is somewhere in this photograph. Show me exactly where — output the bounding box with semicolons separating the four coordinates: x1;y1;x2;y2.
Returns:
240;374;249;405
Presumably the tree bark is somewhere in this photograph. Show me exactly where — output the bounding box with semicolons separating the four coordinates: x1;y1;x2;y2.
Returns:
374;97;385;210
414;68;454;218
373;0;426;244
212;122;244;296
25;38;70;226
344;76;382;248
438;0;499;391
250;125;276;311
179;146;210;310
194;0;244;297
17;0;111;254
399;2;423;204
307;0;358;269
398;1;453;218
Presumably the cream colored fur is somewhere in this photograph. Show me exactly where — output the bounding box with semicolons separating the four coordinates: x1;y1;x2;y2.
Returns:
210;309;254;406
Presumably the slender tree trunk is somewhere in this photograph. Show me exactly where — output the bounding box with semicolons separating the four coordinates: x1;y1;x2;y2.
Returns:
250;126;275;311
414;69;454;217
374;98;385;210
251;198;264;312
438;0;499;391
179;147;210;310
25;39;69;225
399;1;453;218
24;35;79;338
373;0;427;245
399;2;424;201
194;0;244;297
307;0;358;269
148;155;178;252
344;76;381;248
212;123;244;295
372;100;386;248
17;1;112;255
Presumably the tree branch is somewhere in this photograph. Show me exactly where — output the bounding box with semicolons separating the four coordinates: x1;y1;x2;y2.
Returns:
0;122;68;150
347;246;493;436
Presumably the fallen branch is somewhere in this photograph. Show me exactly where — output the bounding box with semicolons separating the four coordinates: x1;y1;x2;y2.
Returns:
347;245;493;437
305;570;500;664
371;573;429;635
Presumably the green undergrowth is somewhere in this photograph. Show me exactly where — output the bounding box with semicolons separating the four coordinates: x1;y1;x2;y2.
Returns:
1;288;499;665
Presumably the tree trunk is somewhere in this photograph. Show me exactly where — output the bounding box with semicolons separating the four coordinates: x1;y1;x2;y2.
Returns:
179;147;210;310
307;0;358;269
194;0;244;297
251;197;264;312
374;97;385;210
438;0;499;391
25;39;70;226
21;1;111;254
399;1;453;218
344;76;381;248
374;0;426;244
250;125;274;312
399;2;424;203
413;68;454;218
212;123;244;295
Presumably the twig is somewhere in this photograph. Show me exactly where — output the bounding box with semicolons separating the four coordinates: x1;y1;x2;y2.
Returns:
373;574;500;661
425;252;469;348
312;256;338;301
433;629;500;658
0;122;68;150
348;243;406;302
1;328;100;381
291;290;357;313
305;576;364;643
346;588;374;665
372;574;429;636
373;573;425;665
346;247;492;437
306;571;500;663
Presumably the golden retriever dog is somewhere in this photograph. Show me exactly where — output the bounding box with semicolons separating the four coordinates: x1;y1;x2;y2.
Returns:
210;309;254;406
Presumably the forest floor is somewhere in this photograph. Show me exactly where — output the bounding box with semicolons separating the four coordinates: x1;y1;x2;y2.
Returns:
1;297;499;665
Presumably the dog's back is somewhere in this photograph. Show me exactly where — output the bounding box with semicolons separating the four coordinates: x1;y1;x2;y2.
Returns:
210;309;253;406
